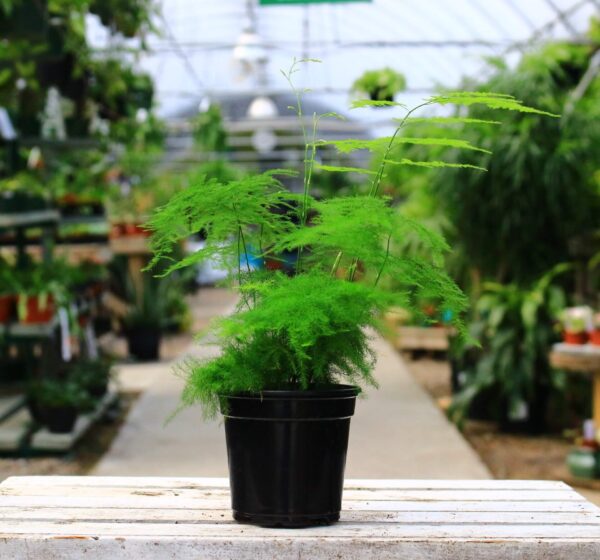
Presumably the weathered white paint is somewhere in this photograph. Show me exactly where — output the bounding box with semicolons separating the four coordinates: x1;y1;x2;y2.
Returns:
0;477;599;559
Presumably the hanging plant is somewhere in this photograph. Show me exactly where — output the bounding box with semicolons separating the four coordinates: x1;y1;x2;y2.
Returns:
89;0;156;38
351;67;406;103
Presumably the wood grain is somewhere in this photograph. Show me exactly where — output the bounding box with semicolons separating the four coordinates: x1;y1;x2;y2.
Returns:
0;477;599;559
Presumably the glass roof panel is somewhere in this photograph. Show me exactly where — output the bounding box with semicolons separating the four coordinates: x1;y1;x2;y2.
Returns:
87;0;599;118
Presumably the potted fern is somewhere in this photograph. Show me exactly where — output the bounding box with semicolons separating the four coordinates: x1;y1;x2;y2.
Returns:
147;60;554;527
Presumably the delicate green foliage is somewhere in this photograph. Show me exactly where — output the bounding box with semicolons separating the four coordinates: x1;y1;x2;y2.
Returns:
272;196;468;335
404;116;501;126
318;136;490;154
351;99;408;110
428;91;560;117
316;137;390;153
146;58;554;418
181;272;391;417
145;169;298;275
314;163;376;175
384;158;487;172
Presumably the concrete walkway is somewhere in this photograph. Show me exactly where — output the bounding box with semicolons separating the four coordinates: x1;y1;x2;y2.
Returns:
94;290;489;479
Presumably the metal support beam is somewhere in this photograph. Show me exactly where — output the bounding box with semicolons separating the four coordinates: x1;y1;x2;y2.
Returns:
543;0;579;36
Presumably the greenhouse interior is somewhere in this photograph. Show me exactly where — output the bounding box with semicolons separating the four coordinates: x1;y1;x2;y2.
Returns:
1;0;600;554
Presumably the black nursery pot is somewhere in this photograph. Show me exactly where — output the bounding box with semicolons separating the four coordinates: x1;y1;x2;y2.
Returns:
125;328;162;361
39;405;78;434
221;384;358;528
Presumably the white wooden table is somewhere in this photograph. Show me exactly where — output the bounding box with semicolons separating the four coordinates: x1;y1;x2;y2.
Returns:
1;477;600;559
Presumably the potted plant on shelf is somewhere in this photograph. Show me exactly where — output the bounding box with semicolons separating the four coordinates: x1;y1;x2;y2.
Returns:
27;378;91;433
122;276;169;361
13;265;69;324
351;67;406;103
560;307;592;345
146;60;554;527
70;358;113;399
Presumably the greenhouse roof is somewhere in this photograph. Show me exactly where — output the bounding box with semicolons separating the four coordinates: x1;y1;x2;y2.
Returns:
87;0;599;118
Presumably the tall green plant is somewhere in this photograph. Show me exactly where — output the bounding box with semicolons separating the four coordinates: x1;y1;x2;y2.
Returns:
432;37;600;285
449;265;569;429
147;60;553;417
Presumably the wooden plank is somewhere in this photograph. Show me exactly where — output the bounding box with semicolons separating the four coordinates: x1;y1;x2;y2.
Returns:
1;519;600;539
594;375;600;428
0;537;598;560
0;495;594;513
0;485;580;502
0;476;569;491
0;478;598;558
0;506;598;525
2;535;598;560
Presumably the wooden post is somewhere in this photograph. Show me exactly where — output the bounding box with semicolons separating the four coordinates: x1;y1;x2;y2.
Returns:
593;372;600;428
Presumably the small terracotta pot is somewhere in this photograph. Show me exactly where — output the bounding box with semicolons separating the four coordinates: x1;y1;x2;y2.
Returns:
21;296;55;324
563;331;588;345
590;330;600;347
0;295;15;323
124;223;150;237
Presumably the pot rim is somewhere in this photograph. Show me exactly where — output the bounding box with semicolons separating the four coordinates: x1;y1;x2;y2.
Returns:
221;383;359;400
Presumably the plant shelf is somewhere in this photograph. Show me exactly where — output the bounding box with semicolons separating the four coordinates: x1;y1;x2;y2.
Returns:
0;210;60;230
30;390;118;452
0;316;60;338
0;395;26;423
0;408;30;452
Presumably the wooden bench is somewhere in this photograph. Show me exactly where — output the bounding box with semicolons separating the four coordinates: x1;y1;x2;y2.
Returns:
1;477;599;558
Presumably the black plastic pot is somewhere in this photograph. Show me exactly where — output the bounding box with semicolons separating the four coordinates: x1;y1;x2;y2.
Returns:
39;405;78;434
221;384;358;528
125;327;162;361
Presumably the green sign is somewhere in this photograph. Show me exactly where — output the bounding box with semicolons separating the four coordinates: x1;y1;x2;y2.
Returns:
260;0;370;5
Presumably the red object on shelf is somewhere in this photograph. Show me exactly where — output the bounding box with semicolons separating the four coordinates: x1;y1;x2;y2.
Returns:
563;331;589;345
0;295;14;323
21;296;55;324
590;330;600;347
124;223;150;237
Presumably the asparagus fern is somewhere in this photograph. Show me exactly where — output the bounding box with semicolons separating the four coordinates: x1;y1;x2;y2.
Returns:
147;60;555;417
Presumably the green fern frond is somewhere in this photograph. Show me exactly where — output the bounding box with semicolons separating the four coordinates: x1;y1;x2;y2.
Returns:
429;91;560;117
145;170;299;275
316;138;390;153
395;137;491;153
351;99;408;109
405;117;502;126
314;163;376;175
384;158;488;171
319;136;489;154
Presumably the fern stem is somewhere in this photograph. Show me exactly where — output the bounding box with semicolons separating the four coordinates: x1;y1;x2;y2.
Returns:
368;102;432;198
330;251;343;277
375;233;392;287
347;101;432;282
238;226;255;306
